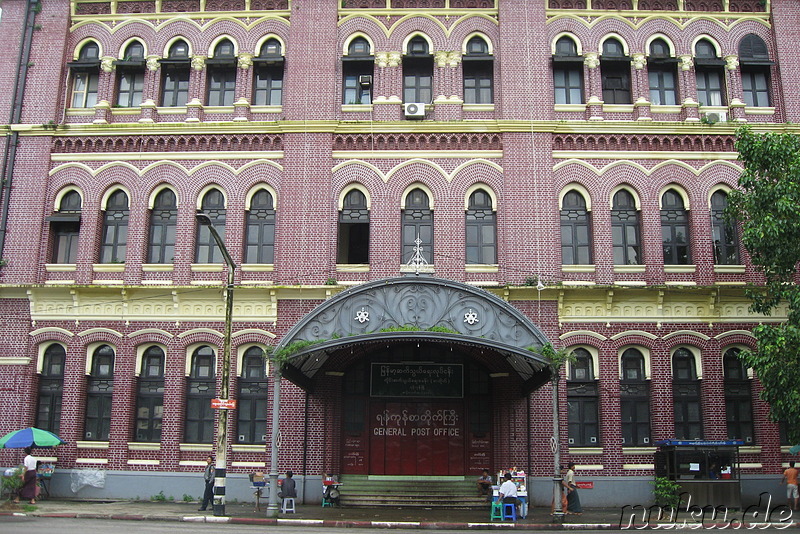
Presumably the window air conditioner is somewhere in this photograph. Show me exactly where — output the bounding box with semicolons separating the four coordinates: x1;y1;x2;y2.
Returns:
358;75;372;86
703;111;727;123
404;102;426;118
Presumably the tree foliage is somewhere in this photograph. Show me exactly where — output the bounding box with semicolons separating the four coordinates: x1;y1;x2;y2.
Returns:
727;126;800;444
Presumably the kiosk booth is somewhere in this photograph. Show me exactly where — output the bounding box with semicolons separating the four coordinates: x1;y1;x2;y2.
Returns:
655;440;743;509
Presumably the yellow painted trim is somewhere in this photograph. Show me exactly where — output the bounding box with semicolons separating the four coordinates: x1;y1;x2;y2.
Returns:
191;263;225;272
50;158;284;176
544;13;770;32
465;264;499;273
342;104;373;113
179;444;214;452
560;330;608;341
610;330;658;341
128;328;174;339
76;458;108;464
336;13;499;39
142;264;175;272
177;328;223;339
241;264;275;272
30;327;74;337
463;104;495;112
622;447;656;455
232;329;276;339
664;265;697;274
76;441;109;449
740;446;762;455
78;327;123;338
613;265;646;273
336;264;371;273
562;265;595;273
663;330;711;341
333;151;502;160
127;459;160;465
714;265;746;274
623;464;655;470
93;264;125;273
232;461;268;467
0;357;31;365
44;264;77;272
568;448;603;455
715;330;755;340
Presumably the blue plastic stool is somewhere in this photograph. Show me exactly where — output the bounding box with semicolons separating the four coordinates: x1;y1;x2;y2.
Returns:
502;502;517;521
490;501;503;521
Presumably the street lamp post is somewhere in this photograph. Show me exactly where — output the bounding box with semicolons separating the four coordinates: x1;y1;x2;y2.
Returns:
266;359;281;517
551;372;565;522
196;212;235;517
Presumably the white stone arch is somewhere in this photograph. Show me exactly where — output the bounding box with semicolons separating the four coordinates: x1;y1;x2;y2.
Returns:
207;34;239;58
36;342;67;375
464;183;497;211
338;183;371;211
558;183;593;211
245;183;279;211
53;186;85;211
148;184;180;209
134;343;167;378
185;342;218;377
73;38;103;61
618;345;652;380
564;344;600;380
402;32;433;55
255;34;286;57
163;36;193;58
196;184;228;210
85;341;117;376
118;37;148;60
462;32;494;55
658;184;691;210
400;182;435;210
670;345;703;380
236;343;270;377
100;184;132;210
609;184;642;210
552;32;583;56
692;35;722;58
707;184;734;209
645;34;676;57
599;33;630;56
343;32;375;56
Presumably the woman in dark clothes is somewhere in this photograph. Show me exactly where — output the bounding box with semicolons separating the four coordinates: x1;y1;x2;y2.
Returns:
14;447;38;504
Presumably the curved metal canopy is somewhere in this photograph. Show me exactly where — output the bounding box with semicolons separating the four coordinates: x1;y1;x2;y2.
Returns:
275;277;553;394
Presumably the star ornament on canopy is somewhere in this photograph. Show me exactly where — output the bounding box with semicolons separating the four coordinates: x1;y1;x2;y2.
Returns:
0;427;64;449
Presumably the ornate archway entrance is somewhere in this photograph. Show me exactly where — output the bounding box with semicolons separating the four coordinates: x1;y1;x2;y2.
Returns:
274;277;552;476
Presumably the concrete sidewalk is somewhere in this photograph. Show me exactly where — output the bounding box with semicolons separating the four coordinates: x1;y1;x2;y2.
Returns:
1;499;798;529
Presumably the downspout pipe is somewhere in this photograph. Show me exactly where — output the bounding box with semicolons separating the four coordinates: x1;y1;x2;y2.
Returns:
0;0;40;257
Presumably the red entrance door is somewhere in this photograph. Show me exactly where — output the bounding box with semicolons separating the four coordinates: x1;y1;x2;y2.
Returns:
368;400;464;476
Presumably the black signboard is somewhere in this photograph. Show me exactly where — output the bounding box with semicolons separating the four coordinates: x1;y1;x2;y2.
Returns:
370;363;463;398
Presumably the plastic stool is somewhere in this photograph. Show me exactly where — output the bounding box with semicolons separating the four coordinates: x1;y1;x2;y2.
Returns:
321;496;333;507
502;502;517;521
281;497;296;513
490;501;503;521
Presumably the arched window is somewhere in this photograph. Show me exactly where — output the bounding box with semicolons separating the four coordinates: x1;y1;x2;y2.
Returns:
100;190;129;263
237;347;268;444
185;346;215;443
648;38;678;105
343;37;373;105
402;188;433;264
195;189;226;263
739;34;772;108
601;38;631;104
620;348;650;446
661;189;690;265
135;346;165;442
724;348;754;443
69;42;100;108
711;191;739;265
463;36;493;104
36;344;65;435
116;42;145;108
207;39;237;106
568;348;599;446
561;190;592;265
148;189;177;264
253;39;284;106
85;345;115;441
403;36;433;104
612;190;641;265
50;191;82;264
672;348;702;440
466;189;496;265
338;189;369;264
245;189;276;264
160;40;191;107
695;39;725;106
553;36;584;105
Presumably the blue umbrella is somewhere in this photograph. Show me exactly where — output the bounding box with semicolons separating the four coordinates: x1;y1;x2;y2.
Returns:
790;444;800;455
0;427;64;448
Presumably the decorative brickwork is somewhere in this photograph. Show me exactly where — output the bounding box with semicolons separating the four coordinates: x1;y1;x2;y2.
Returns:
52;134;284;154
332;133;501;151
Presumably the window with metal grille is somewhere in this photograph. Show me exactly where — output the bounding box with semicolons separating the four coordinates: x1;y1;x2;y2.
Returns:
402;188;433;263
237;347;269;444
185;346;216;443
568;348;599;446
723;348;754;444
672;348;702;440
36;344;65;435
135;346;164;442
85;345;115;441
620;348;651;446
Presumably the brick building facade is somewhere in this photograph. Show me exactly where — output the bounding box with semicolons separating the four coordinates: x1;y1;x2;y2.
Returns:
0;0;793;506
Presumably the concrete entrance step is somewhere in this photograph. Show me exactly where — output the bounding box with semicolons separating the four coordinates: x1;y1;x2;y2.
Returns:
338;475;490;509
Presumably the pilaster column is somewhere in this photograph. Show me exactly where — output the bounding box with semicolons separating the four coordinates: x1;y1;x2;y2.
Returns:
725;55;746;121
433;51;462;121
93;56;116;124
141;56;161;123
583;53;603;120
187;55;206;122
234;53;253;121
632;53;652;121
678;55;700;122
373;51;402;121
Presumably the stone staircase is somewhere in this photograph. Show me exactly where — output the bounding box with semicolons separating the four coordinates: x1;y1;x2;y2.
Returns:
337;475;490;509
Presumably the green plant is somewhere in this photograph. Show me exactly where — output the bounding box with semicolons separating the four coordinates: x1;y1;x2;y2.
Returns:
652;476;682;508
0;259;8;267
21;503;37;512
152;490;166;502
523;275;539;286
324;277;338;285
1;467;23;500
182;493;193;502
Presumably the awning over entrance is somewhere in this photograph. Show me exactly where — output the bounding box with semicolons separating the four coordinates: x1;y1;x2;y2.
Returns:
274;277;553;395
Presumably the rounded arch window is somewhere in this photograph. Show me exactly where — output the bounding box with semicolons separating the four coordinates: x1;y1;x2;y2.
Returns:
124;42;145;60
79;42;99;61
555;36;578;57
602;38;625;57
649;38;670;58
348;37;370;56
214;39;235;58
467;36;489;56
407;36;429;56
169;40;189;59
695;40;717;58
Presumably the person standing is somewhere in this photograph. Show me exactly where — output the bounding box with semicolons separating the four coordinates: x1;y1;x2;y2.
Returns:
562;462;583;515
13;447;37;505
497;472;519;516
198;455;215;511
782;461;799;511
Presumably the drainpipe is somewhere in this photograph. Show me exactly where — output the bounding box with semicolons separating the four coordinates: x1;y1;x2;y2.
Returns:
0;0;40;257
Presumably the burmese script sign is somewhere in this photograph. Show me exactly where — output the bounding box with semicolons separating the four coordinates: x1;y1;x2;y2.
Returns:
370;363;463;398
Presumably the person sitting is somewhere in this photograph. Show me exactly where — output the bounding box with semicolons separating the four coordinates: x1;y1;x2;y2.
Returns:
477;469;493;497
279;470;297;501
497;472;519;517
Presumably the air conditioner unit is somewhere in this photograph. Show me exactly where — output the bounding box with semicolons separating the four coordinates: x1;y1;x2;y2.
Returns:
404;102;426;118
358;75;372;86
703;111;727;123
